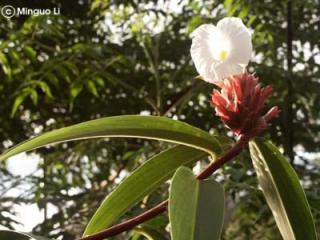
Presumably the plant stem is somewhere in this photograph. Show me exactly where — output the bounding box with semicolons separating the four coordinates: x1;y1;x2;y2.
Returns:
81;201;168;240
196;137;247;180
80;137;248;240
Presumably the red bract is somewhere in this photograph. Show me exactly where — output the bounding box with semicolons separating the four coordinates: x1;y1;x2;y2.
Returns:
211;73;280;137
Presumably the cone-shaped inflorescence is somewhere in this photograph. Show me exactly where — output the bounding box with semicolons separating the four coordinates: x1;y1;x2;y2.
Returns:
211;73;280;137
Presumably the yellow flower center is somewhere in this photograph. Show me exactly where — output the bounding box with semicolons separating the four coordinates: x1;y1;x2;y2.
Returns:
218;50;228;61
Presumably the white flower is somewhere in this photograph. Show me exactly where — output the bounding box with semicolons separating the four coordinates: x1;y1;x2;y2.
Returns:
190;17;252;85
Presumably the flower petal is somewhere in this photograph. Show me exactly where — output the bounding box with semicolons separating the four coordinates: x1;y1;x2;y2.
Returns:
190;24;219;83
213;61;244;84
190;17;253;84
217;17;252;64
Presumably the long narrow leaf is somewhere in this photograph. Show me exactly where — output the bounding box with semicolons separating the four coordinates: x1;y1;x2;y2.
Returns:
249;138;317;240
169;167;225;240
0;115;223;162
83;145;208;235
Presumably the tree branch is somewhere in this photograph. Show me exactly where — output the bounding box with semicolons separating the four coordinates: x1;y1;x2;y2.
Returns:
286;1;294;164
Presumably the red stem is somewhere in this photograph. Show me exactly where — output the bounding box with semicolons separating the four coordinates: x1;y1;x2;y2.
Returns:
81;201;168;240
196;137;247;180
80;137;248;240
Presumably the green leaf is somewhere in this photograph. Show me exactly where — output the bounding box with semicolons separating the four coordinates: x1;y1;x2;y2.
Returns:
70;82;84;100
223;0;233;9
11;91;29;117
239;7;249;19
55;65;71;83
35;81;53;99
64;62;79;75
0;230;50;240
28;88;39;105
94;76;105;87
101;70;134;88
83;145;208;235
23;46;37;62
0;52;12;79
9;49;21;62
249;138;317;240
169;167;225;240
132;215;168;239
133;226;168;240
45;72;59;87
86;80;99;97
0;115;223;162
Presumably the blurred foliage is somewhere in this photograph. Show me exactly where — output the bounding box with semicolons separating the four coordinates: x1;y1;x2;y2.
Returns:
0;0;319;239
